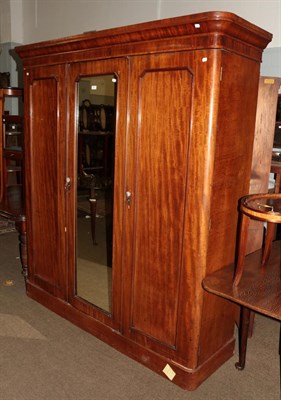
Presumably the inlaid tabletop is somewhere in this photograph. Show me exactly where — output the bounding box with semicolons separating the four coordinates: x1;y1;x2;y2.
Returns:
240;193;281;223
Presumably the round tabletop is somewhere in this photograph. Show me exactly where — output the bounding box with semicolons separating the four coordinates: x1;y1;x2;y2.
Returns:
240;193;281;223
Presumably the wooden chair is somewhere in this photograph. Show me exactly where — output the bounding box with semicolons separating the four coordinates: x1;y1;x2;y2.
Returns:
77;169;97;245
203;193;281;372
233;193;281;287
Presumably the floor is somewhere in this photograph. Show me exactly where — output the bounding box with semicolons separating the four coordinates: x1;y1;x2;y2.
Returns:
77;191;112;312
0;232;280;399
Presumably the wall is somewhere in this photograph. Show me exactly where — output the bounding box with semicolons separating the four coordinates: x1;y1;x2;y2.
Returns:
159;1;281;77
0;0;23;86
160;0;280;48
22;0;160;43
0;0;280;81
19;0;280;47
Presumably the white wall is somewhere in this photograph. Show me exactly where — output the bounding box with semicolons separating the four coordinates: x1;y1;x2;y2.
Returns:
19;0;280;47
160;0;281;48
0;0;12;43
0;0;23;43
0;0;23;86
22;0;160;43
10;0;23;43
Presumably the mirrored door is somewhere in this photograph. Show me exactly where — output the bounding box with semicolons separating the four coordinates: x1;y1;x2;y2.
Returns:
76;74;116;313
67;59;128;326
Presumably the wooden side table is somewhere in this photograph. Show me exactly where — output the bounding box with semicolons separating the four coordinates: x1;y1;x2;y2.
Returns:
203;193;281;372
203;242;281;369
234;193;281;286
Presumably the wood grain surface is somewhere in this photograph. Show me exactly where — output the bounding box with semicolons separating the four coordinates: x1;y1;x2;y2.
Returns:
203;240;281;320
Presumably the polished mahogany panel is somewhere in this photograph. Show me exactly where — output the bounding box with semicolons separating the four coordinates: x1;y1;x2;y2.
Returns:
128;58;192;347
25;66;67;298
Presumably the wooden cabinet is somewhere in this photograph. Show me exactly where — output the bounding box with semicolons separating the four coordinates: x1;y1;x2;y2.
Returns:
16;12;272;390
273;94;281;151
247;77;281;254
0;88;24;201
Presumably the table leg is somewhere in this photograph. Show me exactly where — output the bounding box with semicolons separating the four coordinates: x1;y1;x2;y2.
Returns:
233;213;250;286
15;217;28;279
261;221;275;266
89;198;97;245
279;323;281;392
235;306;251;370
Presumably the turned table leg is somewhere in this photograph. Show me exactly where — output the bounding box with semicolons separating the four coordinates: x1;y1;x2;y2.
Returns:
235;307;251;370
279;323;281;391
261;221;275;266
233;213;250;286
89;198;97;245
15;217;28;279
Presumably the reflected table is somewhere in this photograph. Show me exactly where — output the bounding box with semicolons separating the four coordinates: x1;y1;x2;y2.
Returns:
0;185;27;278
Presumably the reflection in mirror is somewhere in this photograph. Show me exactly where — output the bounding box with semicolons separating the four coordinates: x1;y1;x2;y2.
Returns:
76;74;116;313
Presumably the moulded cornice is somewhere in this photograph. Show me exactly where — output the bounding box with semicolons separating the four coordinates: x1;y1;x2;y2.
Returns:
15;11;272;65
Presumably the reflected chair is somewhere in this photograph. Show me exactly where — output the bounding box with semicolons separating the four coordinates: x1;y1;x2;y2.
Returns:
77;169;97;245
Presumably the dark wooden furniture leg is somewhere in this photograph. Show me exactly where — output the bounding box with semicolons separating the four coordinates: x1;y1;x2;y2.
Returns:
89;197;97;245
78;171;97;245
89;181;97;245
279;323;281;391
15;217;28;279
261;221;275;266
235;306;252;370
233;213;250;286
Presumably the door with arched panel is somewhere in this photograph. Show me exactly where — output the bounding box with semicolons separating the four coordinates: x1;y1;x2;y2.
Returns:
67;58;128;330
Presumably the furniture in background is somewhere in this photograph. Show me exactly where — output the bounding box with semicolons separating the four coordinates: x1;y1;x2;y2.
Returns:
0;88;24;202
271;95;281;195
78;101;115;181
0;72;10;88
0;88;26;280
15;12;271;390
241;77;281;336
273;94;281;157
78;132;114;180
246;77;281;254
203;193;281;372
234;194;281;286
77;169;97;245
77;131;115;245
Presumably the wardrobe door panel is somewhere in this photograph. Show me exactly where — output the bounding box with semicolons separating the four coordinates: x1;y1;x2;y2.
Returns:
24;65;67;298
124;53;194;351
67;58;128;329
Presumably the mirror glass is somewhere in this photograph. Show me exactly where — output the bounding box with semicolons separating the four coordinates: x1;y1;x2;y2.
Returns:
76;74;116;313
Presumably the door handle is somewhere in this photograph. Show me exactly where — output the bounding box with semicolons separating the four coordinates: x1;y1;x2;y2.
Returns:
125;191;132;208
65;177;71;191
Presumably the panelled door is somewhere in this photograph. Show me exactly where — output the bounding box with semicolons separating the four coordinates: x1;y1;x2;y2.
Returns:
122;51;216;364
67;58;128;330
24;64;68;299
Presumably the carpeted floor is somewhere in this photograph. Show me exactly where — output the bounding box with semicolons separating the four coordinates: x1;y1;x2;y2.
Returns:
0;216;16;235
0;232;280;400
